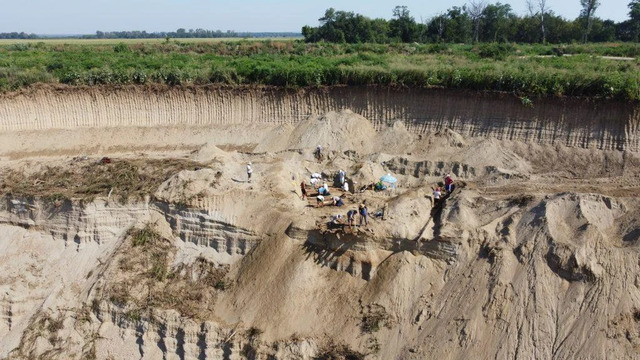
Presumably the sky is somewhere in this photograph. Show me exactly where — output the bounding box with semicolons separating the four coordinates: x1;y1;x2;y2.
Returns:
0;0;633;35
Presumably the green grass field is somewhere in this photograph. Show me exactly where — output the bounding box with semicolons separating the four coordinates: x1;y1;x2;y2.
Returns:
0;40;638;101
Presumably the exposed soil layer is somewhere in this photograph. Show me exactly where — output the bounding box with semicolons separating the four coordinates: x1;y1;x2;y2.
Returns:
0;85;638;150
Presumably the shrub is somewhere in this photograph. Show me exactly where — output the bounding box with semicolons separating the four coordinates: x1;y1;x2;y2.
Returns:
7;43;30;51
113;43;130;53
60;70;83;85
130;226;159;247
476;43;516;60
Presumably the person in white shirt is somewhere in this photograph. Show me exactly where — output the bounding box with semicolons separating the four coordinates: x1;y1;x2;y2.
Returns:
338;169;345;185
246;162;253;182
433;187;442;206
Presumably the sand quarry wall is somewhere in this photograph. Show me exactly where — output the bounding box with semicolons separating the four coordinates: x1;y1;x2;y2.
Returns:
1;85;638;151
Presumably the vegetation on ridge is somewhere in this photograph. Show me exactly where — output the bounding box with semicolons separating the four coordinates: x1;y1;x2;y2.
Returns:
0;40;638;101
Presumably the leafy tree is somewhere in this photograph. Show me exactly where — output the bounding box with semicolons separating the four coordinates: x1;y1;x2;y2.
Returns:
370;18;391;43
515;15;541;43
389;6;419;42
426;13;448;42
300;3;632;44
444;6;473;43
466;1;488;43
580;0;601;42
480;3;516;42
526;0;549;43
302;8;389;43
545;13;581;43
629;0;640;41
588;19;616;42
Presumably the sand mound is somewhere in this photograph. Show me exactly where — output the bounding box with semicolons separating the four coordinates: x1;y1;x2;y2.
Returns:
253;123;296;153
545;193;626;243
352;160;387;186
376;121;417;154
255;110;377;154
461;138;532;175
155;168;224;203
189;143;228;162
440;128;466;148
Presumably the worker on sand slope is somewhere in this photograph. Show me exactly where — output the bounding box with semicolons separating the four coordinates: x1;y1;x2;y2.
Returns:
347;209;357;229
359;203;369;226
338;169;345;186
301;180;308;200
445;174;454;193
342;180;349;193
246;162;253;182
333;196;344;207
433;187;442;206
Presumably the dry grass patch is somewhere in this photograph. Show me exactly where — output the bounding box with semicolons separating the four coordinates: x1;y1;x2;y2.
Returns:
0;158;202;203
102;225;230;321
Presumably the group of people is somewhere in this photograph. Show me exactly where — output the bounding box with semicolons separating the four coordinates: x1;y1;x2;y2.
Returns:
298;168;369;230
343;200;369;229
300;169;350;204
288;153;456;234
433;174;455;206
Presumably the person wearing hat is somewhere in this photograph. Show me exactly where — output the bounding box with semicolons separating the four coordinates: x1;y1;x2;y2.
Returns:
444;174;454;193
433;186;442;206
246;162;253;182
359;202;369;226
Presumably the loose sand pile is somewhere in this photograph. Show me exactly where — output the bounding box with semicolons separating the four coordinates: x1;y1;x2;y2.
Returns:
255;110;378;154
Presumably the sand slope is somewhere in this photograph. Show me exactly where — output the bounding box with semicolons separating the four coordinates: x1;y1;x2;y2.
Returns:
0;100;640;359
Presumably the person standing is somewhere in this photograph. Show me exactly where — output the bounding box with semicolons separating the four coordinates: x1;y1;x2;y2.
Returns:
359;202;369;226
301;180;308;200
433;187;442;206
444;174;454;193
338;169;345;186
246;162;253;182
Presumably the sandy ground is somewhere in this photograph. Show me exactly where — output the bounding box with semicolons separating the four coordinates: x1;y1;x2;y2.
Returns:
1;109;640;359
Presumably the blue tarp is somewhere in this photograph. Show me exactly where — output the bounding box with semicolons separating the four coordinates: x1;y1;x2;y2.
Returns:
380;174;397;184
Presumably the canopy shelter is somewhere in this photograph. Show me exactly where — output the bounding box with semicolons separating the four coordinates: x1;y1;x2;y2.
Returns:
377;173;397;190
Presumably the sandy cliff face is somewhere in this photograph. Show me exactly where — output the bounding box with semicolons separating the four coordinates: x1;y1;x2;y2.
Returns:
0;85;638;150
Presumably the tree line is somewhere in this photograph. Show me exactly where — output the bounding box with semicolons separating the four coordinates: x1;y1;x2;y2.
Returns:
0;32;38;39
0;30;300;40
302;1;640;44
92;29;240;39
